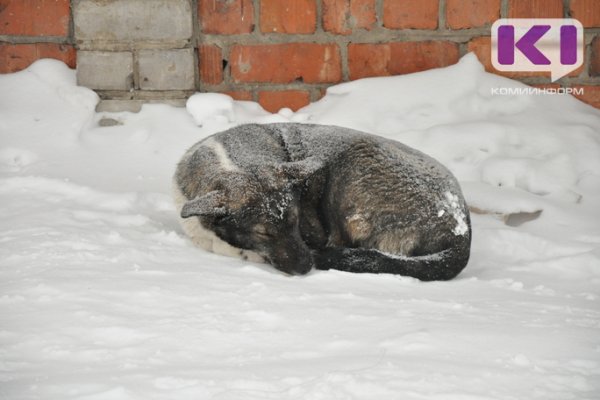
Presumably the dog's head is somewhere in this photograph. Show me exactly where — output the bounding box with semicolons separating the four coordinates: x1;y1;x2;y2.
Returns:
180;161;318;275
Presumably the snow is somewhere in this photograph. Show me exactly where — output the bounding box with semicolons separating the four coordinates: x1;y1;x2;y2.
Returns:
1;55;600;399
442;191;468;236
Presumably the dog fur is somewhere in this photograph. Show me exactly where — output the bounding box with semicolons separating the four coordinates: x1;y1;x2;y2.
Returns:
173;123;471;281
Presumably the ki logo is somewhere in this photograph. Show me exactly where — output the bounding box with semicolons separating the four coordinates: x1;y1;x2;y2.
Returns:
491;19;584;82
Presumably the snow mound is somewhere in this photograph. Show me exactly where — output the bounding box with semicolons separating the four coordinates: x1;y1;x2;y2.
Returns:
296;53;600;207
187;92;235;125
186;92;289;129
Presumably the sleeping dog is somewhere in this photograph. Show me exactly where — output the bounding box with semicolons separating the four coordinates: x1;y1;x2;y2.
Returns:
173;123;471;281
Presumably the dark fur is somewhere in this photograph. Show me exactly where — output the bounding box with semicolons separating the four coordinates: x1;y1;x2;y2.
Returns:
174;123;471;281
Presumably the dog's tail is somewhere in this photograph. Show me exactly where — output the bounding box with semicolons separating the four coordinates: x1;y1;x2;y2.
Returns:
314;240;470;281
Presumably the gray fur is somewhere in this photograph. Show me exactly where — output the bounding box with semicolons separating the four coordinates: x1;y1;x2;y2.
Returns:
173;123;471;280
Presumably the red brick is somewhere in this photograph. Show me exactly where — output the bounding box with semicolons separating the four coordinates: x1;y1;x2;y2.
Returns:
199;44;223;85
259;90;311;113
223;91;253;101
508;0;563;18
348;41;459;80
230;43;342;83
446;0;500;29
570;0;600;28
591;36;600;77
571;85;600;109
0;43;75;73
0;46;32;74
0;0;70;36
383;0;438;30
348;44;390;79
322;0;377;35
35;43;75;67
260;0;317;33
467;36;583;79
199;0;254;34
389;42;459;74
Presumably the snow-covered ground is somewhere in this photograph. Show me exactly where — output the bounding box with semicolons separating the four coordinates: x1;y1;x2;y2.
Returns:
1;55;599;400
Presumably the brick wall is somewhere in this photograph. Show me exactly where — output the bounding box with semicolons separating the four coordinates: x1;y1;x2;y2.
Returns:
1;0;600;111
0;0;75;72
73;0;195;110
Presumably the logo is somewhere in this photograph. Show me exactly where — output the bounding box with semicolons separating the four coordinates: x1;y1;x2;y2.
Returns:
491;19;584;82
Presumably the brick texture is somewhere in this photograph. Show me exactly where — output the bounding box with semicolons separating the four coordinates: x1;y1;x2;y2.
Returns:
74;0;192;41
348;43;389;79
570;0;600;28
76;51;133;90
508;0;563;18
383;0;438;30
0;43;75;73
0;0;70;36
260;0;317;33
591;37;600;77
138;49;195;91
258;90;311;112
199;0;255;34
572;86;600;109
230;43;342;83
199;45;224;85
349;41;459;80
446;0;500;29
224;91;253;101
322;0;377;34
467;36;497;73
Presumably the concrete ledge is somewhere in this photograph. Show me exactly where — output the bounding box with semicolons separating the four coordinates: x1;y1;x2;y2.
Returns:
96;99;188;113
94;90;195;100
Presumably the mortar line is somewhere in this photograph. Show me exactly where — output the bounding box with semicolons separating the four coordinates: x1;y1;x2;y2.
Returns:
69;0;76;44
439;0;446;31
375;0;384;29
315;0;324;33
132;49;140;91
500;0;508;19
253;0;260;34
191;0;200;91
340;36;350;82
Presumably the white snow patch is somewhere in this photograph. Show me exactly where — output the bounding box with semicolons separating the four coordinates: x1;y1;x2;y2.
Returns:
443;191;469;236
0;147;38;172
186;92;235;126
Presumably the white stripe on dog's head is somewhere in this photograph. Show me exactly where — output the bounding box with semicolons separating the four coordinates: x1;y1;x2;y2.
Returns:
202;137;238;172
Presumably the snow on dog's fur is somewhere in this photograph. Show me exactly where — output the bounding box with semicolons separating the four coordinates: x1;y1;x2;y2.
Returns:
173;123;471;280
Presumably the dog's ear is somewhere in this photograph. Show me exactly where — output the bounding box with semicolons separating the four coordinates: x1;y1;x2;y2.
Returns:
181;191;228;218
277;157;322;183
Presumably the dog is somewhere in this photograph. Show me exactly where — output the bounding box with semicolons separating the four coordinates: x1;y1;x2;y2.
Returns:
173;123;471;281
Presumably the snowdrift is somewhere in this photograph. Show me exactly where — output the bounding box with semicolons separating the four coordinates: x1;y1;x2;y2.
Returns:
1;54;599;399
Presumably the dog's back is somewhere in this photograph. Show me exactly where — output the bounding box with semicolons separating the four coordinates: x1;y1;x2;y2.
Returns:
275;124;471;280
